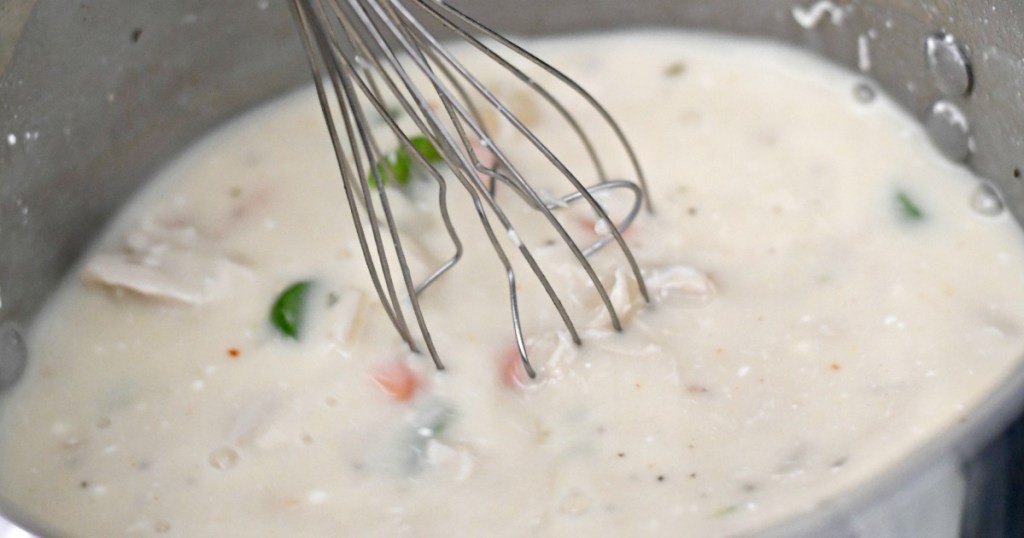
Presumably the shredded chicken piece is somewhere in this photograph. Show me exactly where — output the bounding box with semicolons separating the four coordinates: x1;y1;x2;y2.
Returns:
228;397;308;452
83;219;249;305
646;264;716;304
424;439;476;481
581;268;641;328
476;84;542;135
227;398;279;449
581;265;715;328
323;288;367;349
526;329;578;379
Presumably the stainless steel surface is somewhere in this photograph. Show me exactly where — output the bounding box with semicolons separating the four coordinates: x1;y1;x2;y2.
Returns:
2;0;1024;536
0;324;25;392
0;0;35;76
290;0;649;376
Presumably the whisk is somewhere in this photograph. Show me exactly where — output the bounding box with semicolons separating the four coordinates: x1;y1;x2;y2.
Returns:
288;0;650;377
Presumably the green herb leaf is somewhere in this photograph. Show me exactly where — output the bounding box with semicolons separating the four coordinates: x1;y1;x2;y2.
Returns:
664;61;686;77
367;136;443;190
402;399;456;472
897;191;924;221
412;399;455;439
423;407;453;438
270;281;312;339
711;505;739;519
368;150;411;189
387;106;404;120
409;135;443;163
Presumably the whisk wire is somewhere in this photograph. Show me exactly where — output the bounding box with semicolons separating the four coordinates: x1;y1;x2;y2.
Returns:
362;0;586;366
383;0;641;332
290;0;652;376
346;0;587;353
430;0;654;215
323;0;462;368
422;0;652;303
291;0;421;352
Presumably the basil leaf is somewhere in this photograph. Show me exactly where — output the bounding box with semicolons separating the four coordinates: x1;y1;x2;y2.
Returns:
897;191;924;221
409;135;443;163
270;281;313;339
368;150;411;189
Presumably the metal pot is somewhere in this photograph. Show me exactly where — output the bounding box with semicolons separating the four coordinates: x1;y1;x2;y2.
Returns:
1;1;1023;536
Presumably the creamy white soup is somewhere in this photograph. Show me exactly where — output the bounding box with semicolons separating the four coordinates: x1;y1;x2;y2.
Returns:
3;31;1024;537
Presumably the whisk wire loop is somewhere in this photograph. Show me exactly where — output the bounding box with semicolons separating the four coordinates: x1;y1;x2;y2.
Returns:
289;0;652;376
358;0;588;361
318;0;586;357
366;0;632;335
420;0;652;301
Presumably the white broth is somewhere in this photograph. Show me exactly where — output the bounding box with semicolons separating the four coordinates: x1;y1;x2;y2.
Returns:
3;31;1024;537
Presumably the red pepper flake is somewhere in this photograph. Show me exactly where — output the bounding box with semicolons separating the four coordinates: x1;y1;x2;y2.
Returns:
227;348;241;359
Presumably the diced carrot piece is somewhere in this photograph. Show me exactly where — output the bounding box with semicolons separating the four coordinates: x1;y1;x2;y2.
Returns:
470;137;498;190
499;344;531;390
576;215;635;240
372;361;421;402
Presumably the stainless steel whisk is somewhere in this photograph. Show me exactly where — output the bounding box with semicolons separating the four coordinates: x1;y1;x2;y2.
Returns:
289;0;650;377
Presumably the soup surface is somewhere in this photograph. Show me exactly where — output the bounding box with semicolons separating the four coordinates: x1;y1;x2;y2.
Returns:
3;31;1024;537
